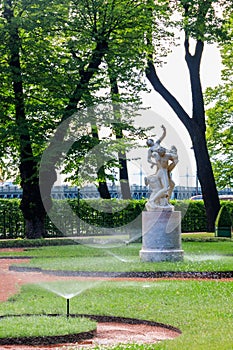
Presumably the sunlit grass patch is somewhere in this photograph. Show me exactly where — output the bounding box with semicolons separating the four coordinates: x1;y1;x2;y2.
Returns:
0;315;96;338
0;280;232;349
11;240;233;273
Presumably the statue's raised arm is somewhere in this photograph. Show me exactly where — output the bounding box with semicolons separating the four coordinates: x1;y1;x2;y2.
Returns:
146;125;167;169
157;125;166;144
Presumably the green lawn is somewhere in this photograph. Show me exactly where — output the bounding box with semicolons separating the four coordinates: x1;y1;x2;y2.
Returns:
0;315;96;338
0;280;232;350
0;238;232;349
3;240;233;272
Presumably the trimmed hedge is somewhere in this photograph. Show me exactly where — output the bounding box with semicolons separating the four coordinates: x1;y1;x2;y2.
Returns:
0;238;77;249
0;199;25;239
45;199;145;237
171;200;208;232
0;198;232;239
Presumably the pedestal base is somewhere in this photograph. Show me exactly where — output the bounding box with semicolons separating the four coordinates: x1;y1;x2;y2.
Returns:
140;210;184;262
140;249;184;262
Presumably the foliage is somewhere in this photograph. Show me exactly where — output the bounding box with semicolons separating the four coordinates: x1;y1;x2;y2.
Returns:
0;232;231;250
146;0;233;231
1;0;161;237
73;199;145;228
0;199;24;238
205;13;233;189
61;114;151;189
1;199;233;239
172;200;208;232
178;0;231;42
0;0;156;180
215;204;232;237
1;0;232;236
0;237;77;249
215;205;232;227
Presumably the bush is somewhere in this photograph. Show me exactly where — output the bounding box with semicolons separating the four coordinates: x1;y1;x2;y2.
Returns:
0;198;233;239
0;199;25;239
215;205;232;238
45;199;146;237
171;200;208;232
0;238;78;249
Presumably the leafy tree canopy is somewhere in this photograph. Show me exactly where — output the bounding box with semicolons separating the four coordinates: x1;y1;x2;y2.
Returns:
205;12;233;189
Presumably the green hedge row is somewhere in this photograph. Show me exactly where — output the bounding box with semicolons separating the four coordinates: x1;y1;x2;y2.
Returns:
0;198;232;239
45;199;145;237
171;200;208;232
0;199;25;239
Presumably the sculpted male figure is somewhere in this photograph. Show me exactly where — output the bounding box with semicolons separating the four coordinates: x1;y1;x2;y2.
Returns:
146;125;166;169
154;146;178;200
145;127;178;210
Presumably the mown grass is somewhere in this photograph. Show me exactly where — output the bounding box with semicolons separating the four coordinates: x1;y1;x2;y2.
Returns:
2;239;232;272
0;280;232;350
0;237;232;349
0;315;95;338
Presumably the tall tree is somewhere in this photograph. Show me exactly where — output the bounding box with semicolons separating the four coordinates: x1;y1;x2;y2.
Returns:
0;0;111;237
205;14;233;190
145;0;232;231
1;0;52;237
0;0;149;237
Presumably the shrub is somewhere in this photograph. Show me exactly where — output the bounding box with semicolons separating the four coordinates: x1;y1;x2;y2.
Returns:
0;198;233;239
171;200;208;232
215;205;232;238
0;199;25;238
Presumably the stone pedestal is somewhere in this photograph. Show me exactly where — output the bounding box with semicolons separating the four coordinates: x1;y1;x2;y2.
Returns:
140;210;183;262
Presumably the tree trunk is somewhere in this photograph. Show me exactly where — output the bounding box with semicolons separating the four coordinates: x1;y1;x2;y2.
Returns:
118;155;132;199
190;122;220;231
97;169;111;199
91;125;111;199
25;217;46;239
42;39;109;202
108;71;131;199
20;178;47;239
4;1;46;238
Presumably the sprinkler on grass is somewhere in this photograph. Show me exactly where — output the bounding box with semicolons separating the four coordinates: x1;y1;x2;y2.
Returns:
66;298;70;318
37;280;102;319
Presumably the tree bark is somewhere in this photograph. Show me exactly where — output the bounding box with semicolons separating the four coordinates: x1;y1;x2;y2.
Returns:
96;168;111;199
190;122;220;232
91;125;111;199
108;74;131;199
116;134;132;199
4;0;46;238
145;36;220;231
22;186;47;239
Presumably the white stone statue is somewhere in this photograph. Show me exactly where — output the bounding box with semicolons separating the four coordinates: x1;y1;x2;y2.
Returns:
145;126;178;211
146;124;166;168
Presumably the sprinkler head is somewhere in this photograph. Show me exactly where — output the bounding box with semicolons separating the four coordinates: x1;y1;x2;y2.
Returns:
66;298;70;319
